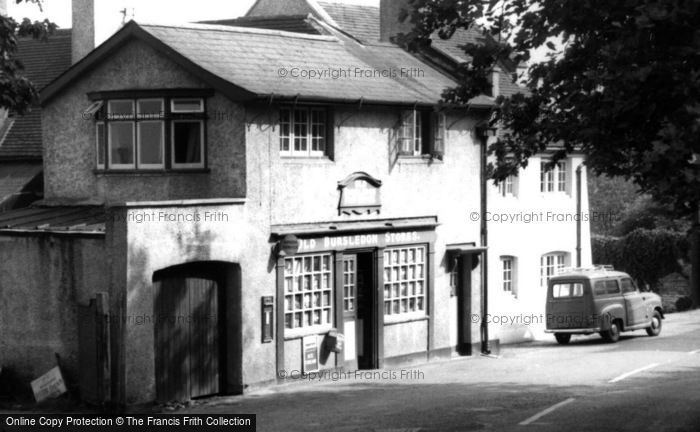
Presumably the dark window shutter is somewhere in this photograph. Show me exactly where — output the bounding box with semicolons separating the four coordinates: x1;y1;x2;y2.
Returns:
326;107;335;160
421;111;431;155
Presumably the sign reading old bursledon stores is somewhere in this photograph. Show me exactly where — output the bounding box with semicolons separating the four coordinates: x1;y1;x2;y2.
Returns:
297;230;427;253
338;172;382;215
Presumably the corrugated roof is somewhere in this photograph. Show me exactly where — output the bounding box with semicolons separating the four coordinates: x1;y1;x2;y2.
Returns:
0;29;72;160
317;1;379;43
0;206;106;234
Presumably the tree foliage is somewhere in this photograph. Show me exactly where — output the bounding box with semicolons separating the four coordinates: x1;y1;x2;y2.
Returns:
0;0;56;114
592;228;688;288
403;0;700;216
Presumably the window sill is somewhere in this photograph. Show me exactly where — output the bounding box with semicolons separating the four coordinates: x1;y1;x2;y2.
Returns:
284;325;333;340
383;313;429;325
397;155;443;165
279;156;334;165
94;168;210;176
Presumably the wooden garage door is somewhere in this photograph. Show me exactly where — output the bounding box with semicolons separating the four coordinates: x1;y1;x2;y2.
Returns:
154;277;219;401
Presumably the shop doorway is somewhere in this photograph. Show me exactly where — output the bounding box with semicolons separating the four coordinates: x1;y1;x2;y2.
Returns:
343;252;377;369
455;254;476;355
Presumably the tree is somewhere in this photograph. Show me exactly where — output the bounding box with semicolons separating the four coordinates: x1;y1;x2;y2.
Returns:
402;0;700;304
0;0;56;115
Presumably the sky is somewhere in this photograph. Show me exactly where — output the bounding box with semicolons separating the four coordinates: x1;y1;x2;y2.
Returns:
7;0;380;44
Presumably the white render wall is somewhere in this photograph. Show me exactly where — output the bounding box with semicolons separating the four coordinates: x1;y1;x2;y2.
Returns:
487;154;592;343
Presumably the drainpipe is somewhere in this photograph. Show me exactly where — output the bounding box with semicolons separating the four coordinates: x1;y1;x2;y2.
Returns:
576;165;582;268
477;125;493;355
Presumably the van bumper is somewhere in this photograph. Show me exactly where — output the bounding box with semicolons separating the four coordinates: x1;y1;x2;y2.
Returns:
545;328;601;334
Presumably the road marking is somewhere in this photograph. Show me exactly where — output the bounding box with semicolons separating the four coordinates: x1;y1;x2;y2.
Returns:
608;363;659;383
519;398;576;426
688;349;700;355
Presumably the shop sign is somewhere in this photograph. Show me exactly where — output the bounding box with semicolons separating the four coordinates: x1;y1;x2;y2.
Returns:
338;172;382;215
296;230;427;253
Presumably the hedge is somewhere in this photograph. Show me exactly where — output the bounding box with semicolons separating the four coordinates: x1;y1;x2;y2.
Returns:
591;228;688;287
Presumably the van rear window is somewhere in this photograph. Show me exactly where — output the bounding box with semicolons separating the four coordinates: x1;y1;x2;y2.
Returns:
552;283;584;298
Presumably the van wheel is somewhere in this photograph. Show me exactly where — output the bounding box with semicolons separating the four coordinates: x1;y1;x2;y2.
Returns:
646;311;662;336
601;322;620;343
554;333;571;345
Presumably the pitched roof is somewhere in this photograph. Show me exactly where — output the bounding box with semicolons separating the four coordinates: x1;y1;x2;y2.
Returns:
43;21;494;108
0;29;72;160
0;162;42;210
317;1;379;43
199;15;321;35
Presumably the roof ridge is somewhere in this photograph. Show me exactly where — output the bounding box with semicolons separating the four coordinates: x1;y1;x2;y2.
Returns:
138;20;337;42
318;1;379;10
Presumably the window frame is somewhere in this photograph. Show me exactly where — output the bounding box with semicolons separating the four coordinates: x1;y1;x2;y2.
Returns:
283;253;334;336
398;109;446;158
383;245;427;318
501;256;516;295
540;160;568;193
170;119;205;169
540;252;568;287
279;106;331;158
92;94;208;172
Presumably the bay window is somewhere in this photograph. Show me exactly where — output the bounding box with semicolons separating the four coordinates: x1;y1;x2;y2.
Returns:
91;93;207;171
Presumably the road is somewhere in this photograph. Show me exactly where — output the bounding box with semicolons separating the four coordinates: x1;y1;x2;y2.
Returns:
181;310;700;431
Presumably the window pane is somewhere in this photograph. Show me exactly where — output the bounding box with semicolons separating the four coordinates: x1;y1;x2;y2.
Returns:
96;123;105;167
294;109;308;152
108;100;134;119
138;122;163;166
279;109;291;152
172;98;203;112
137;99;164;119
109;122;134;166
172;121;202;165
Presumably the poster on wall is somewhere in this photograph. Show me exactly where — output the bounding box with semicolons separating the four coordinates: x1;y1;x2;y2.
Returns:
302;335;319;373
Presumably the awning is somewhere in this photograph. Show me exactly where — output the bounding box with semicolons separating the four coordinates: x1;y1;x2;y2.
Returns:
271;216;438;237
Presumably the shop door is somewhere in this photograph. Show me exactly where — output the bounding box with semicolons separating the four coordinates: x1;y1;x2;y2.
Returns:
343;253;376;369
154;276;220;401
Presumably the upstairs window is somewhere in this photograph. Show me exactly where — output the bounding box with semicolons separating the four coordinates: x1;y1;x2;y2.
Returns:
498;175;517;197
279;107;331;157
398;110;445;158
94;96;206;171
540;160;567;193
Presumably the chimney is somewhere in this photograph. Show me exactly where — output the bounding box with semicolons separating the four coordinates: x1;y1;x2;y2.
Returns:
380;0;414;43
71;0;95;64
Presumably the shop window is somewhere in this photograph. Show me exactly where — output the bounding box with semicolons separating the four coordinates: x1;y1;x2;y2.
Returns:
398;110;445;158
540;160;567;193
540;252;568;287
93;96;206;170
279;107;332;157
283;254;333;330
383;246;426;315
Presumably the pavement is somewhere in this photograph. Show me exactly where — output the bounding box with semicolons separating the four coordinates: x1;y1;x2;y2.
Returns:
180;309;700;431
